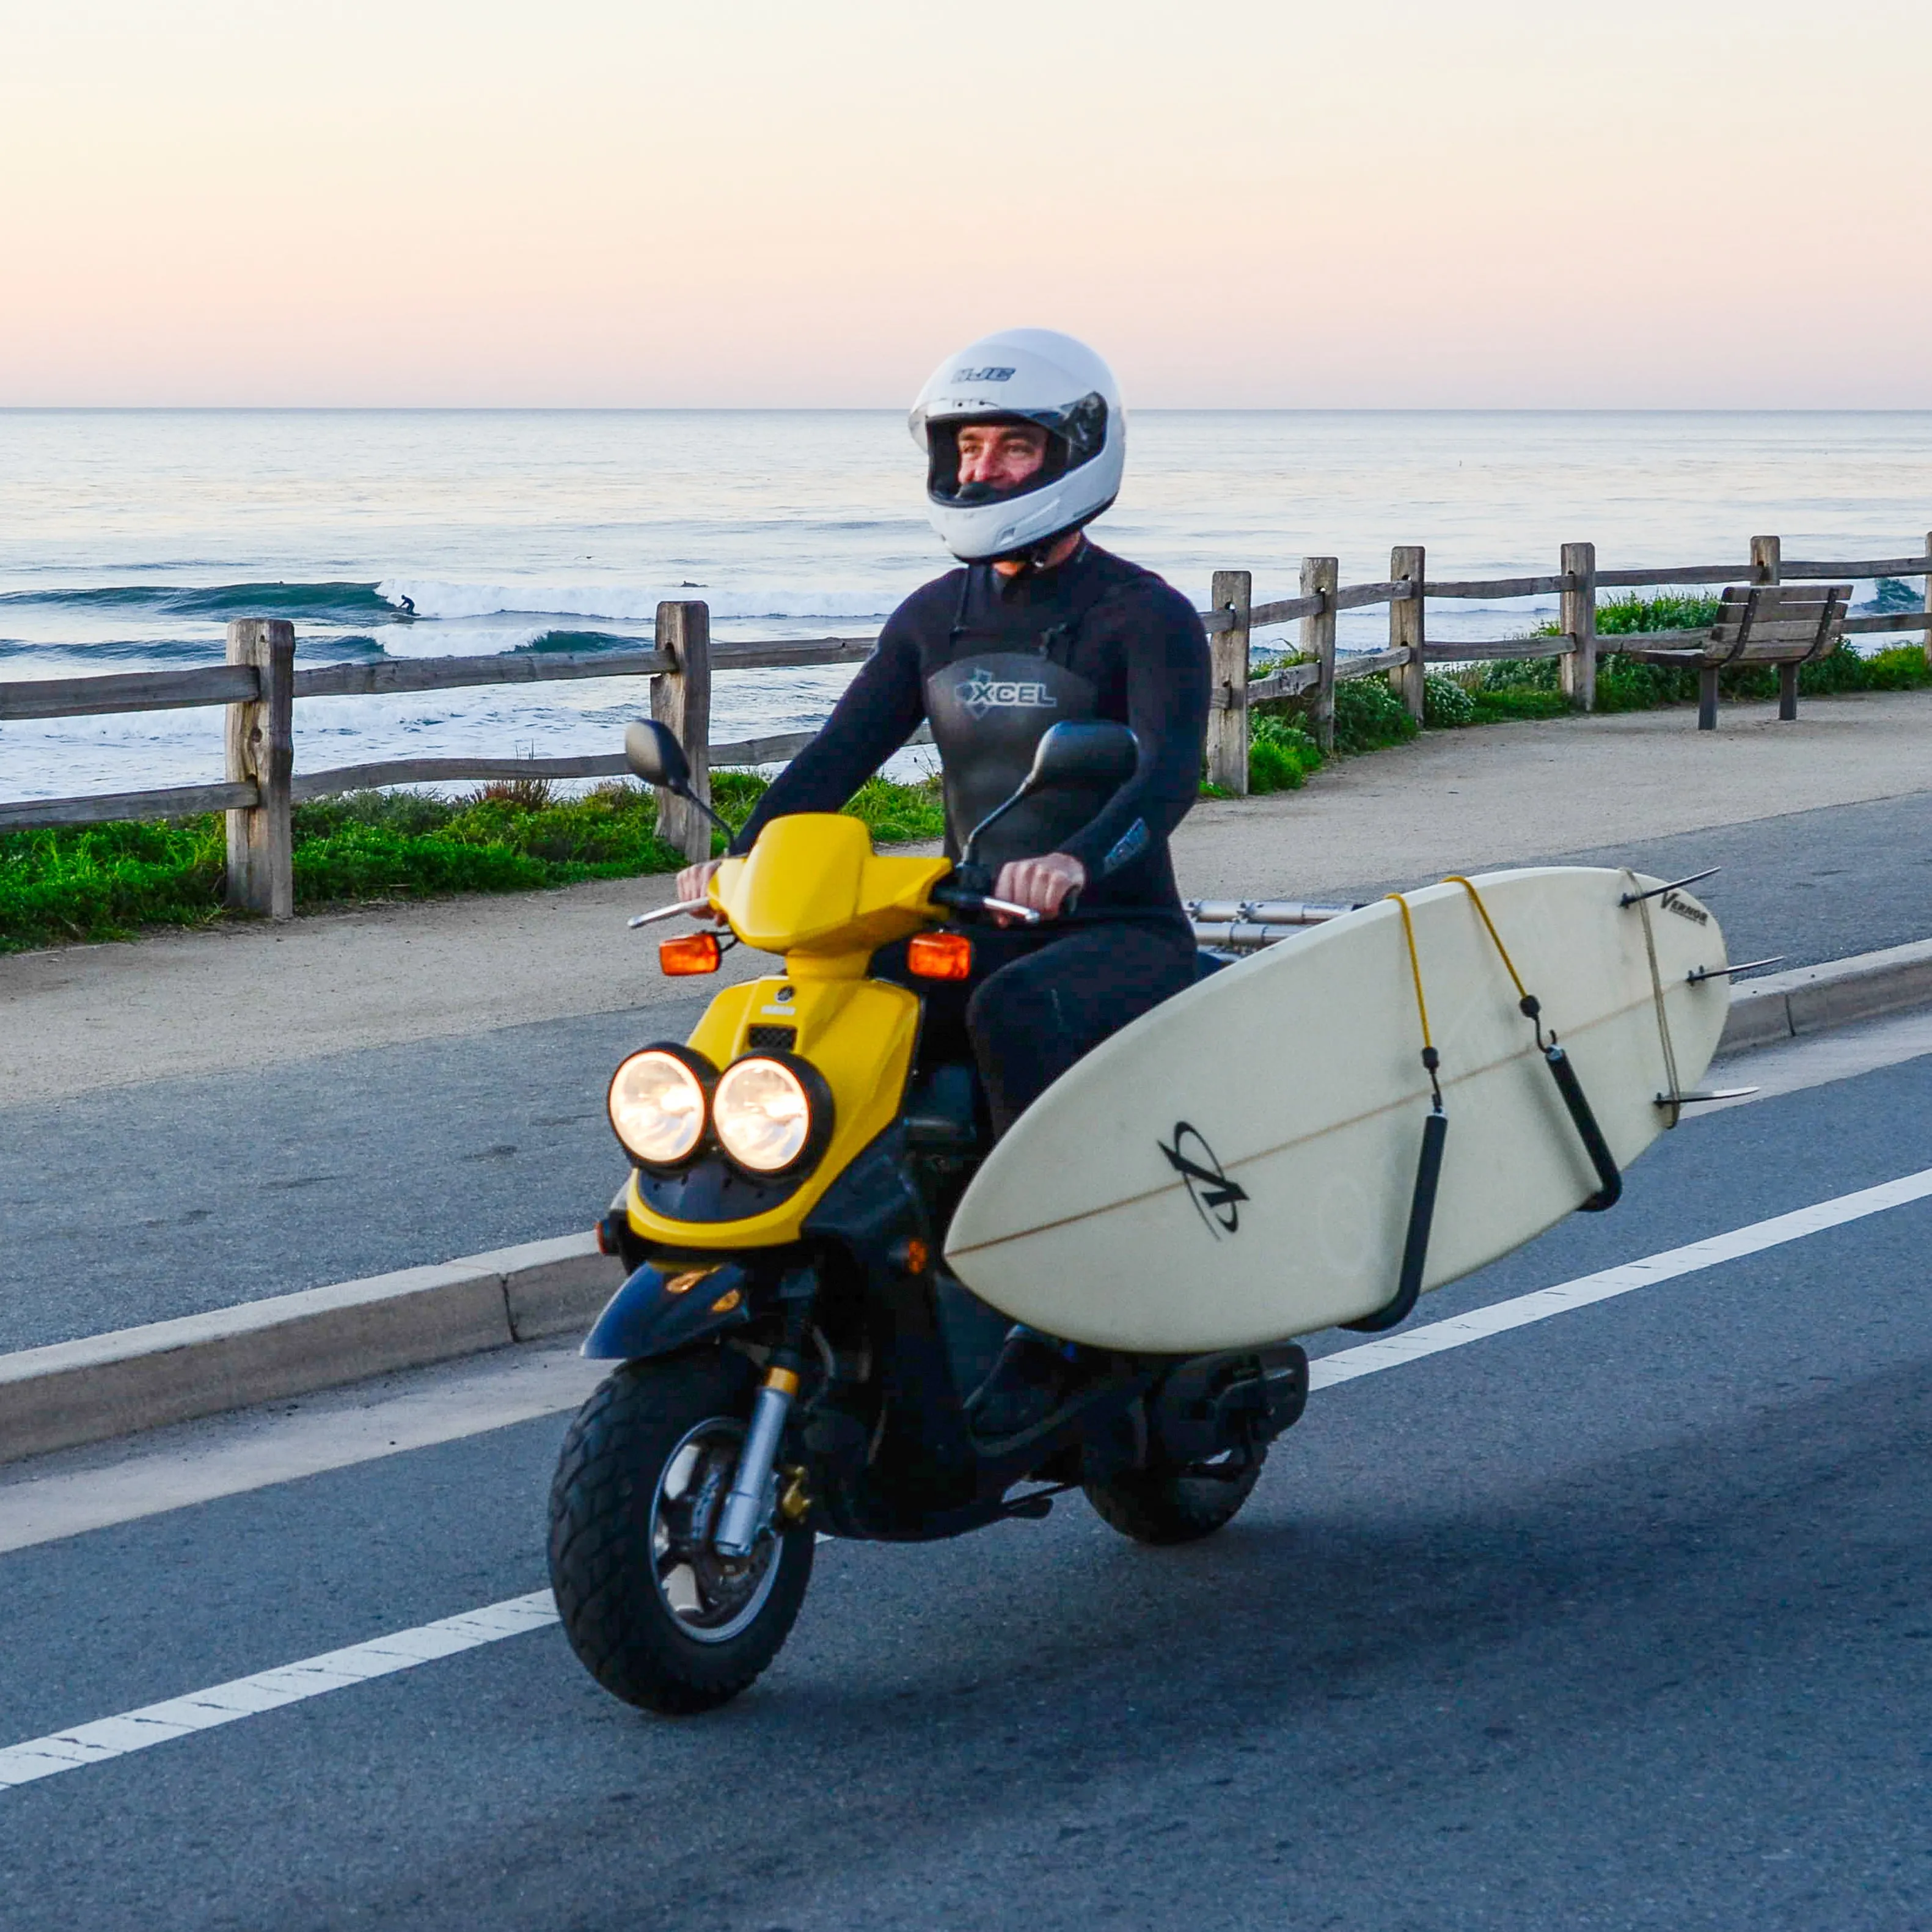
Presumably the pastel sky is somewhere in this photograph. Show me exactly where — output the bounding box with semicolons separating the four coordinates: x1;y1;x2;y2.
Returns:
3;0;1928;407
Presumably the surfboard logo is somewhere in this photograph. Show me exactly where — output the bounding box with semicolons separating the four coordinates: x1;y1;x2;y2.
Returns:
1158;1122;1248;1239
956;668;1059;718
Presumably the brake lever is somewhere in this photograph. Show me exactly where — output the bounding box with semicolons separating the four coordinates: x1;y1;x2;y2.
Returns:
628;898;716;929
979;896;1043;925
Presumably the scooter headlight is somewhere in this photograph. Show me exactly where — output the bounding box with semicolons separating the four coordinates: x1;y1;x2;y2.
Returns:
712;1055;830;1176
607;1047;711;1167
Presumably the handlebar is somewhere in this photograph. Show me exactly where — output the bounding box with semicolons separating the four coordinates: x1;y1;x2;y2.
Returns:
628;896;717;930
928;881;1044;926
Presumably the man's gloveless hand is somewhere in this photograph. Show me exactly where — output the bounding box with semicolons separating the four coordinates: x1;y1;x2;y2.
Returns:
675;857;727;920
992;852;1086;922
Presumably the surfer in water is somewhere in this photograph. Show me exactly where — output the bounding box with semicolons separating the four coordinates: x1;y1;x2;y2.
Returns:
677;328;1209;1431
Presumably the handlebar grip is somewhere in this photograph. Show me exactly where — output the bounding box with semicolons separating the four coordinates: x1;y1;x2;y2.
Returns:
928;881;1042;926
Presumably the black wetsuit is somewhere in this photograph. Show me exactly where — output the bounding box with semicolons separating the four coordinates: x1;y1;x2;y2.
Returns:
730;540;1209;1133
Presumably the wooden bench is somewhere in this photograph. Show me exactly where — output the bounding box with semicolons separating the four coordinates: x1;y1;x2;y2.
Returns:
1619;583;1850;730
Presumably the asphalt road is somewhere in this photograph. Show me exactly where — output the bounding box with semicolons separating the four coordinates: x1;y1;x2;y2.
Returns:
3;1047;1932;1929
2;788;1928;1351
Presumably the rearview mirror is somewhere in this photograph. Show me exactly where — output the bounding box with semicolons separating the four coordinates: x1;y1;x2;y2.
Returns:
1026;720;1138;793
960;720;1141;869
625;719;692;794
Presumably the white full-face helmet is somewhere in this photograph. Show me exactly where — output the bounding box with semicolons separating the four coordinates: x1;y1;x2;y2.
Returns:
908;327;1125;564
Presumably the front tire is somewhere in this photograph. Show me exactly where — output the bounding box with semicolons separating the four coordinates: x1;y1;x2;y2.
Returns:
1084;1448;1266;1546
548;1350;814;1714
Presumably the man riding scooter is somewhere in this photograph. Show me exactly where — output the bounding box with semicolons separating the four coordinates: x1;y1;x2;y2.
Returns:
675;327;1210;1435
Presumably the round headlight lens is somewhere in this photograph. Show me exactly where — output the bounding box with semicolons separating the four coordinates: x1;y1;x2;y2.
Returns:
608;1049;708;1165
712;1057;814;1174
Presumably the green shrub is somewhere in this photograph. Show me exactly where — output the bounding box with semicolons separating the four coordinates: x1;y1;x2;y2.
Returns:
1;767;956;953
1593;593;1723;635
1331;674;1419;754
840;774;948;844
1247;714;1324;793
1423;673;1476;728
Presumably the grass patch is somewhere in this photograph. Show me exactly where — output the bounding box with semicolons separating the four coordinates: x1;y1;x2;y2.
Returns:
0;768;951;953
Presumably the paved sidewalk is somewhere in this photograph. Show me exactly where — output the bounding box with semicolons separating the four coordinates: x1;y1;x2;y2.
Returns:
5;688;1930;1107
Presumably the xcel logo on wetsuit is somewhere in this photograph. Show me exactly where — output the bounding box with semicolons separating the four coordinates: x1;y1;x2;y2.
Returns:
954;667;1060;720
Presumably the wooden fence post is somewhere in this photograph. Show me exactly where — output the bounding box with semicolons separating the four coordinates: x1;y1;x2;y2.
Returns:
1389;546;1425;721
1751;534;1781;585
651;600;714;863
1301;556;1339;752
224;618;295;920
1923;530;1932;670
1206;569;1251;794
1560;541;1597;711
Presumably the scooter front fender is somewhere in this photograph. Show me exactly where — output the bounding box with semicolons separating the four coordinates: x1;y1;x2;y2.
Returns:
581;1259;755;1361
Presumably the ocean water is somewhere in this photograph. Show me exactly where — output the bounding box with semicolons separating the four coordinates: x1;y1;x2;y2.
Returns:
2;409;1928;803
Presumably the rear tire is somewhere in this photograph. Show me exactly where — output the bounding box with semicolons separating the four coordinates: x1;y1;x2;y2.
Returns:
547;1350;814;1714
1084;1449;1266;1546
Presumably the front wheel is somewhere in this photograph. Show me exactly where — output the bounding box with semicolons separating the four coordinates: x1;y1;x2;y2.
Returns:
547;1350;814;1714
1084;1447;1266;1546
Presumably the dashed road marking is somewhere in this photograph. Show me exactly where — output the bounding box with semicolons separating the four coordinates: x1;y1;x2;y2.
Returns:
0;1593;555;1789
9;1163;1932;1793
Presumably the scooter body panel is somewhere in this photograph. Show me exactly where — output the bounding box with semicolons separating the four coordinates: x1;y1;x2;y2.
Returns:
581;1259;756;1360
624;972;923;1247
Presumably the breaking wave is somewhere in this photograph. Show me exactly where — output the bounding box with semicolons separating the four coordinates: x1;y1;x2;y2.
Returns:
375;578;889;624
0;582;403;626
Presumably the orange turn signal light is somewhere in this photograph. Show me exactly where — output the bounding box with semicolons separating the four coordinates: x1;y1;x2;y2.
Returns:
907;932;973;981
659;931;722;976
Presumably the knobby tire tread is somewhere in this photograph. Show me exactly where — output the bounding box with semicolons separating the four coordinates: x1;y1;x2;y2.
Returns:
548;1353;814;1716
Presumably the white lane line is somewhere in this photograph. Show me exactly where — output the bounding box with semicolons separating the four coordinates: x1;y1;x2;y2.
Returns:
1308;1164;1932;1391
9;1162;1932;1795
0;1592;556;1790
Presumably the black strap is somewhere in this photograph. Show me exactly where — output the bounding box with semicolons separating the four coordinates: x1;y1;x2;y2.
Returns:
1540;1041;1622;1211
1344;1108;1448;1334
1345;892;1446;1334
1444;876;1623;1216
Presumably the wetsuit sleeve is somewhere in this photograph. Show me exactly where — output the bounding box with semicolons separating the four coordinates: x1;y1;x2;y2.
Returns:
725;617;927;856
1054;591;1209;886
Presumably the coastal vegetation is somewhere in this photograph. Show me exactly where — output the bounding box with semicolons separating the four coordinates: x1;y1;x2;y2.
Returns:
0;771;947;953
6;590;1930;951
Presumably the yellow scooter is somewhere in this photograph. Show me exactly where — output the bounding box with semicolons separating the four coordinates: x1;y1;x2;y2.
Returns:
547;720;1309;1714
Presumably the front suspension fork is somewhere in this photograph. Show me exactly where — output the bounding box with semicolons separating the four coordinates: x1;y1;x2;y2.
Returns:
712;1358;800;1558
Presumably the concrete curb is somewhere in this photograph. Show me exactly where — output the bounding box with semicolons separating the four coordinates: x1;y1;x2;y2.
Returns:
7;934;1932;1472
1716;937;1932;1056
0;1235;621;1468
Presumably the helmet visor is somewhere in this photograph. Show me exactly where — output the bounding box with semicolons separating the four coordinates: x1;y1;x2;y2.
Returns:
913;392;1110;506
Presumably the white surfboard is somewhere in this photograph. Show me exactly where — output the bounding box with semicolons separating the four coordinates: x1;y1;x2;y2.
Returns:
943;867;1731;1352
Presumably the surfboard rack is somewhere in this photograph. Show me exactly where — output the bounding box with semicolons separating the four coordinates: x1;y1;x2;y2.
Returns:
1686;956;1782;983
1539;1037;1623;1211
1619;866;1721;907
1185;899;1362;951
1344;1100;1447;1333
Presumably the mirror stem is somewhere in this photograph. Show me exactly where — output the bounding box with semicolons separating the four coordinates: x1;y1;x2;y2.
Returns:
674;786;733;840
959;779;1037;871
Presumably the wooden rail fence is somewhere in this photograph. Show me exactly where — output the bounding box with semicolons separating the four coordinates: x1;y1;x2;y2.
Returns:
4;532;1928;917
